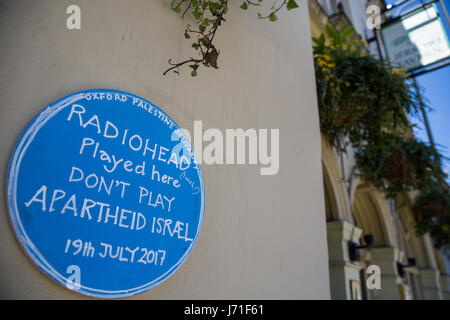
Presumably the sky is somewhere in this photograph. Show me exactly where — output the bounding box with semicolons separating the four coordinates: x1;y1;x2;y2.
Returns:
385;0;450;181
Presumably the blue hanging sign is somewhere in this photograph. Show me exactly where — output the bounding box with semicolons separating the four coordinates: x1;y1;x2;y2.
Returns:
7;89;205;298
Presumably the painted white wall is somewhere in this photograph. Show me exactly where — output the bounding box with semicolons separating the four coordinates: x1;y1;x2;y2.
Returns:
0;0;330;299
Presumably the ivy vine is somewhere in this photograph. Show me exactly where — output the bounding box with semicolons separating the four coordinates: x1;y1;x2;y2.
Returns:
164;0;301;76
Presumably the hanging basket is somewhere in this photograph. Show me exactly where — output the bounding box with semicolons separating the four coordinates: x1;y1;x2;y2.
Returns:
412;187;450;248
413;188;449;223
382;148;418;188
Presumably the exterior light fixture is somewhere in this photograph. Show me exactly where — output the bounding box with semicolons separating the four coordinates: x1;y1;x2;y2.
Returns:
397;258;417;278
348;234;375;262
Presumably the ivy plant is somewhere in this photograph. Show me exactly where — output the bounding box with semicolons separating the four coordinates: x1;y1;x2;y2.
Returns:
164;0;301;76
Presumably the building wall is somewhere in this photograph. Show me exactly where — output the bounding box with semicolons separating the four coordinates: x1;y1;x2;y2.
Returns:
314;0;382;57
310;0;449;300
316;0;370;38
0;0;330;299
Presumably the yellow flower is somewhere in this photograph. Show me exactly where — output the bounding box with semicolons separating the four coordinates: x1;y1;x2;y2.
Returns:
345;82;350;87
392;68;408;77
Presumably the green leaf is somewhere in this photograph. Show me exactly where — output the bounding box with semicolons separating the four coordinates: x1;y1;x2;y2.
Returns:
313;34;326;49
325;24;339;43
269;12;278;22
192;10;201;20
341;27;355;40
209;2;221;14
240;2;248;10
286;0;299;11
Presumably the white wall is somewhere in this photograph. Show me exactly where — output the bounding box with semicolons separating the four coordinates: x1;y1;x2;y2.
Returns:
0;0;330;299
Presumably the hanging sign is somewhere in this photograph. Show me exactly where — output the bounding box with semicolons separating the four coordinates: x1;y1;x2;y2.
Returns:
381;3;450;71
7;89;205;298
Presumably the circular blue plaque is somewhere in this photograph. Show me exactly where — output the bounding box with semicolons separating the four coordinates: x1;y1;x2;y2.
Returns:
7;89;205;298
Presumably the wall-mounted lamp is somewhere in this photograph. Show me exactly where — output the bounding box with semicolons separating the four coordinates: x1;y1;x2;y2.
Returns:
348;234;375;262
397;258;417;278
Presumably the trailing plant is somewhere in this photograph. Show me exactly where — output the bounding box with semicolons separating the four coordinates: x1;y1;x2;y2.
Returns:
413;186;450;249
164;0;301;76
313;25;420;152
355;134;446;199
313;26;449;247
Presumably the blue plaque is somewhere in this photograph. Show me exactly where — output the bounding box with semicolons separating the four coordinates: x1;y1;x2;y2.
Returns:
7;89;205;298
